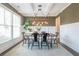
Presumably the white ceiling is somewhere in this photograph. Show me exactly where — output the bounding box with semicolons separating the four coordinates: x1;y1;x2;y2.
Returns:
9;3;71;17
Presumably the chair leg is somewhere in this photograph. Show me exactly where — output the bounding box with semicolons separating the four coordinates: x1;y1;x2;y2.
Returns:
22;39;26;46
22;40;24;46
46;41;49;49
41;41;49;49
31;40;34;49
54;39;56;44
25;40;27;44
28;42;30;48
50;40;52;48
28;39;30;48
38;41;40;49
28;44;30;48
41;41;42;49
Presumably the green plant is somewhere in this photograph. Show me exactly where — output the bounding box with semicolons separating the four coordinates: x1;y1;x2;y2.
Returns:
23;20;32;31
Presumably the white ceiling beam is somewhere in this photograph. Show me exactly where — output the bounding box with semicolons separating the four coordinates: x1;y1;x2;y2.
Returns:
31;3;37;17
46;3;55;17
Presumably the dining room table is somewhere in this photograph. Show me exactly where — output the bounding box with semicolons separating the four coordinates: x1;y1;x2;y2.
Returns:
23;32;57;49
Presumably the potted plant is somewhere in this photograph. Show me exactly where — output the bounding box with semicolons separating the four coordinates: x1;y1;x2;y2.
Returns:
23;20;32;32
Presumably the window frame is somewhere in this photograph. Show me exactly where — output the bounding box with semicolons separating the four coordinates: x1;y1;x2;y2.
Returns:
0;4;21;44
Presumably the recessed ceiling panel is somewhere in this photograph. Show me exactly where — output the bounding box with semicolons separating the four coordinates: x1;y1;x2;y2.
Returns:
9;3;71;17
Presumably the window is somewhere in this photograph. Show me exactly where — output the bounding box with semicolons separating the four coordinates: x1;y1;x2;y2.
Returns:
13;14;21;27
13;27;20;38
4;10;12;41
0;5;21;44
13;14;21;39
0;6;4;24
5;10;12;25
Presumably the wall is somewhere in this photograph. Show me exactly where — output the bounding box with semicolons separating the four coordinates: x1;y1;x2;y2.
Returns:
60;22;79;52
60;3;79;25
24;17;56;35
55;16;60;47
60;3;79;53
0;3;24;54
25;17;55;26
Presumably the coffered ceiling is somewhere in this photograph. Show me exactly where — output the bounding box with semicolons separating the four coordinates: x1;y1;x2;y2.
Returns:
9;3;71;17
